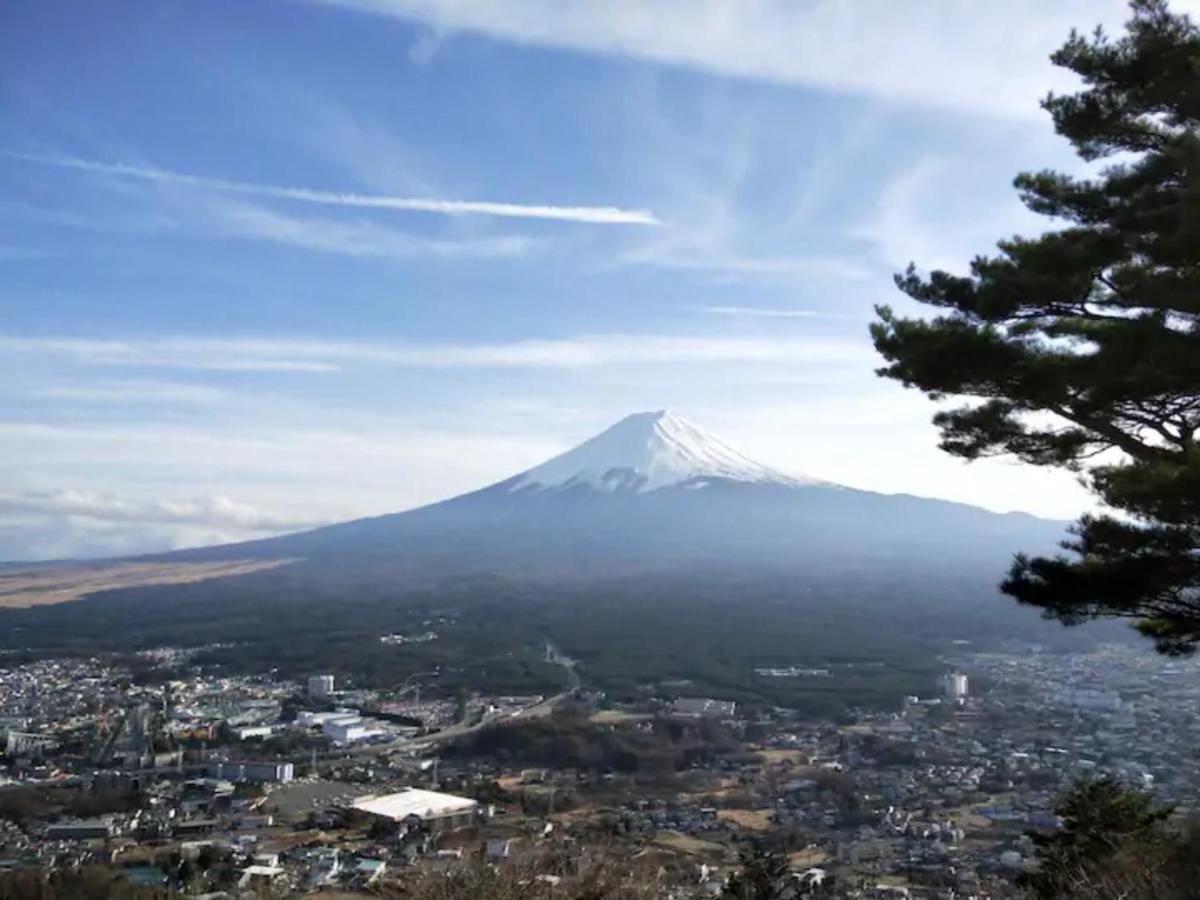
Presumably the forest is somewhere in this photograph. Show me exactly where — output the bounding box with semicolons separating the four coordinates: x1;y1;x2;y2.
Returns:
0;560;1118;716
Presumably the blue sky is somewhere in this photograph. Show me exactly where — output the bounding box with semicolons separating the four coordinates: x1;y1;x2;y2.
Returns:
1;0;1179;559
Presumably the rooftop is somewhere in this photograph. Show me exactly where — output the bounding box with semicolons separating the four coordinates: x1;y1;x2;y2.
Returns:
351;787;478;822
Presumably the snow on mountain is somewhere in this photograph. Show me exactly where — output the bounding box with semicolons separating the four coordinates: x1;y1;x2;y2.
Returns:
507;410;821;494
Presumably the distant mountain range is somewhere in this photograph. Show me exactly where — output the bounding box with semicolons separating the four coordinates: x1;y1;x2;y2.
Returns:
165;410;1067;582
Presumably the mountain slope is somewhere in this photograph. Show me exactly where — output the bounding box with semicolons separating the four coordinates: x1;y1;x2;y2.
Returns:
165;411;1066;581
2;411;1092;701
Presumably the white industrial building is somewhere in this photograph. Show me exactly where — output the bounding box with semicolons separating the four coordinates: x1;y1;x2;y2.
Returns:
233;725;275;741
325;718;387;744
351;788;478;832
296;709;359;729
295;709;387;743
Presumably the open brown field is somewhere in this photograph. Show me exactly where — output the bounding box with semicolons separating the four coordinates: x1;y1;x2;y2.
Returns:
0;559;293;609
788;847;831;867
756;749;808;765
651;830;729;857
717;808;774;831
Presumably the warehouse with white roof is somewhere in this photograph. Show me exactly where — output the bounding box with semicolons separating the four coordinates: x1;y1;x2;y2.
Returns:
351;788;478;832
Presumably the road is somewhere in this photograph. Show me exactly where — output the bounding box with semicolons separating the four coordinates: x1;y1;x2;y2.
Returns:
312;645;580;772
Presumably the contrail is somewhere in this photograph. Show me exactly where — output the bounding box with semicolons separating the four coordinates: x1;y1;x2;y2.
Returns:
11;153;661;226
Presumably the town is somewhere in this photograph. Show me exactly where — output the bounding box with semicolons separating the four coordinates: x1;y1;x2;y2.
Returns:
1;640;1196;898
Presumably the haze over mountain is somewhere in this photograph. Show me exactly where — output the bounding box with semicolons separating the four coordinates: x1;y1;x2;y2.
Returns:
166;411;1066;582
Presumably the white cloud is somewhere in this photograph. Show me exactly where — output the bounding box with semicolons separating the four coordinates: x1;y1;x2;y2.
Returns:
0;489;324;532
317;0;1173;119
35;380;232;406
12;153;660;226
622;248;871;281
208;197;534;259
0;337;340;373
0;332;872;371
0;517;254;562
0;418;567;561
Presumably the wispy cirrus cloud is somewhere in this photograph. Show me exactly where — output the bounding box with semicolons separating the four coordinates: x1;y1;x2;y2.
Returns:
0;332;871;372
853;157;1045;274
0;337;339;373
621;247;872;281
33;380;233;406
207;197;534;259
316;0;1167;119
10;153;660;226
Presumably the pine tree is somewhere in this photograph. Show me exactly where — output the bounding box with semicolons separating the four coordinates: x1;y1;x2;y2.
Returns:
722;846;791;900
1020;777;1173;899
872;0;1200;653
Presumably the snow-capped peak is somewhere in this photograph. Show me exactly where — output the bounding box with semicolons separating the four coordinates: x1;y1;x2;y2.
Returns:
509;410;819;494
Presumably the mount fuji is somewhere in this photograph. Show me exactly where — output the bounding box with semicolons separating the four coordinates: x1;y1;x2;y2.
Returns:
166;410;1066;582
505;410;818;494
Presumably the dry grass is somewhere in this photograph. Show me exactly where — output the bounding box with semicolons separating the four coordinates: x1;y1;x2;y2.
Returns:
651;830;729;857
788;847;830;867
0;559;293;608
716;808;774;831
756;749;807;765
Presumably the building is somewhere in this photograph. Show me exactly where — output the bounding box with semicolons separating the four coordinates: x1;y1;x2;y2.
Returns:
45;819;116;841
351;787;478;832
325;718;387;744
173;819;220;837
239;860;285;891
671;697;737;719
941;672;969;703
233;725;275;741
5;731;60;757
308;674;335;699
296;709;359;729
206;760;294;783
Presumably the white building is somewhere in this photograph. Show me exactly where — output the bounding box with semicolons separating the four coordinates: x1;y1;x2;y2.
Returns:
233;725;275;741
326;718;387;744
351;788;478;832
941;672;969;703
308;674;335;699
296;709;359;729
206;761;294;783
